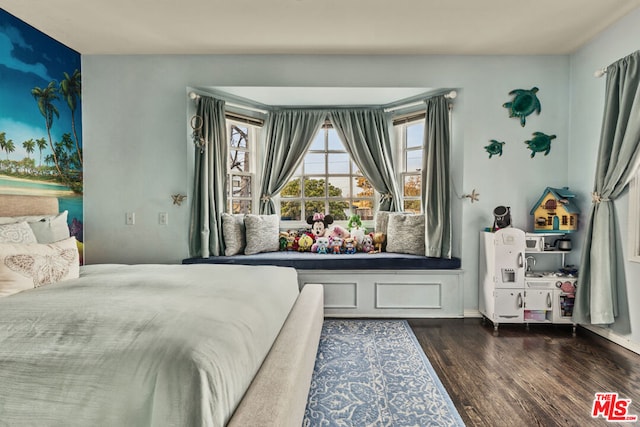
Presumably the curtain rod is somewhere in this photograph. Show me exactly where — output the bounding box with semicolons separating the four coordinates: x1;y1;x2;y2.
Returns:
383;90;457;113
594;67;608;78
189;92;269;114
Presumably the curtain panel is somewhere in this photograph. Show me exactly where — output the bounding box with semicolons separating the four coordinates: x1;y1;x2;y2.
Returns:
574;50;640;325
189;96;228;258
258;109;327;214
329;109;401;212
422;96;452;259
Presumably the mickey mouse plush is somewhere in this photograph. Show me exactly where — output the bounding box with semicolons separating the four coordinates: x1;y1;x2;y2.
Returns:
307;213;333;252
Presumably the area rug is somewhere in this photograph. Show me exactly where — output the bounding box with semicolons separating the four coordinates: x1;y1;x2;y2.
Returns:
303;319;465;427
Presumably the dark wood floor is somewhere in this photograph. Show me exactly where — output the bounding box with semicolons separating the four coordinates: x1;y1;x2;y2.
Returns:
408;318;640;427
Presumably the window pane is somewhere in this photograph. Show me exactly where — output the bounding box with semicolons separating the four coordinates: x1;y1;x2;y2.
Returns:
229;150;248;172
327;129;344;151
404;200;421;214
328;153;350;174
353;176;373;198
305;200;326;217
353;200;374;221
309;131;324;151
231;175;252;197
406;122;424;149
403;175;421;197
230;125;249;149
351;161;360;175
328;176;350;197
328;200;349;221
281;178;301;198
232;200;252;214
303;177;326;198
304;153;325;175
280;200;301;220
406;149;423;172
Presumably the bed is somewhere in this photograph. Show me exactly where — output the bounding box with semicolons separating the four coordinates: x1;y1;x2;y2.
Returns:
0;194;324;426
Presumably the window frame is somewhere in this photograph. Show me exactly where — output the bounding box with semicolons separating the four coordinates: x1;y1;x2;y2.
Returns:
396;119;425;214
226;119;257;214
278;124;376;226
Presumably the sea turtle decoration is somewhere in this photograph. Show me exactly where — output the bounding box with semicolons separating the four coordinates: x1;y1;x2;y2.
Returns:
503;87;541;127
524;132;556;157
484;139;505;158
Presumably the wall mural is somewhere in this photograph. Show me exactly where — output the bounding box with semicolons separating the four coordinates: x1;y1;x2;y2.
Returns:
0;10;83;257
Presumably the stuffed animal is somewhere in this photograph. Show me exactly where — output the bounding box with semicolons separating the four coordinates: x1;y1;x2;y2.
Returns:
329;225;350;241
360;233;375;253
343;237;356;254
346;214;366;245
308;213;333;252
279;231;289;251
330;237;343;254
298;233;314;252
315;237;330;254
373;232;386;253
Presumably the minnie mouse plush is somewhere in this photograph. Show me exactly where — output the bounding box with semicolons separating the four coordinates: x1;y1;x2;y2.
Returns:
307;213;333;252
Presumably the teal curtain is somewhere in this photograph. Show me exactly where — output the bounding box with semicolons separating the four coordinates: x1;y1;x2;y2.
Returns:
421;96;451;258
259;109;327;214
329;109;401;211
189;96;228;257
574;50;640;325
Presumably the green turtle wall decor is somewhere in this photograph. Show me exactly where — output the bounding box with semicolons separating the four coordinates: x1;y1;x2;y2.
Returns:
484;139;505;158
503;87;541;127
524;132;556;157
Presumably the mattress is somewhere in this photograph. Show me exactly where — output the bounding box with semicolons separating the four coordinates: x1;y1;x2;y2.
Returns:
0;263;300;426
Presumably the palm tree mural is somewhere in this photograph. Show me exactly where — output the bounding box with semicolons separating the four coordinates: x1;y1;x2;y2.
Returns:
23;138;35;159
0;132;6;165
36;137;47;167
31;81;62;176
4;139;15;160
59;69;82;166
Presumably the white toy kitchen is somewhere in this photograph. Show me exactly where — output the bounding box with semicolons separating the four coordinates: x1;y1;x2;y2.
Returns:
479;228;577;336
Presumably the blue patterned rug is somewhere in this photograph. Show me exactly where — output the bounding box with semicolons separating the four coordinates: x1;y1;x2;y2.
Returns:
303;320;465;427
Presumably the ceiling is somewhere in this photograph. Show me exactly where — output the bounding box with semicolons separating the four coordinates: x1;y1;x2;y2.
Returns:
1;0;639;55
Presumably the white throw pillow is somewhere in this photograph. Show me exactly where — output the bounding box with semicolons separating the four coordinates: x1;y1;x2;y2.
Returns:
0;237;80;298
244;214;279;255
0;221;38;244
222;213;246;256
385;213;426;256
0;211;70;243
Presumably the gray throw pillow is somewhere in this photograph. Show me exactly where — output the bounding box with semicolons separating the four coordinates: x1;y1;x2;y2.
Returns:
222;213;246;256
375;211;390;234
244;214;279;255
386;213;425;256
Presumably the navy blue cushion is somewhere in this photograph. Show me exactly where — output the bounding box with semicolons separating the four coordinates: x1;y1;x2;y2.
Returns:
182;251;460;270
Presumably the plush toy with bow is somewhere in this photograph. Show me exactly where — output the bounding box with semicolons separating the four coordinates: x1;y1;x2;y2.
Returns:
308;213;333;252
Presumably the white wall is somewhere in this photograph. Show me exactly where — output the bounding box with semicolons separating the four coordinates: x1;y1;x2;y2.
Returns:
568;7;640;351
82;54;570;315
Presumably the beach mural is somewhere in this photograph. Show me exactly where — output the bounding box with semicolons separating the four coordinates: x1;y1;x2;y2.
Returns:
0;10;83;259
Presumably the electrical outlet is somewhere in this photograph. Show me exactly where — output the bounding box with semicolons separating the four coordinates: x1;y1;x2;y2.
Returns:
126;212;135;225
159;212;168;226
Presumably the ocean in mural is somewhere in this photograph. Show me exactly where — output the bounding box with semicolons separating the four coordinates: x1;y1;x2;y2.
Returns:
0;10;83;246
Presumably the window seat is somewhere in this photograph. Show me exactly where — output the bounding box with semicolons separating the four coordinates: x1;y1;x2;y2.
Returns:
181;252;461;270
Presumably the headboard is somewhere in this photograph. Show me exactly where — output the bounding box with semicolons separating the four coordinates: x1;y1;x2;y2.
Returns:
0;194;59;216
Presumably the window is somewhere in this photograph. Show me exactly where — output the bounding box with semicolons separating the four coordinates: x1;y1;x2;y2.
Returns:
280;125;375;222
399;121;424;213
227;121;255;214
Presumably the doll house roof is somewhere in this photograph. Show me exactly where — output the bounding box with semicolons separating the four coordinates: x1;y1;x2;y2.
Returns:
529;187;580;215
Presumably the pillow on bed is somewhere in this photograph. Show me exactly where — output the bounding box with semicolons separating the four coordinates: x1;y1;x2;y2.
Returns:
0;237;80;298
222;213;246;256
0;221;38;244
0;211;70;243
385;213;425;256
244;214;279;255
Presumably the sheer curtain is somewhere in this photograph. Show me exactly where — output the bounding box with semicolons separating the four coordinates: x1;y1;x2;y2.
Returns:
259;109;327;214
422;96;452;258
574;50;640;325
329;109;401;211
189;96;228;258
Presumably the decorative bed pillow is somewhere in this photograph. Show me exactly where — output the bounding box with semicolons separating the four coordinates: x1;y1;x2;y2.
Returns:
0;211;70;243
0;237;80;298
222;213;246;256
244;214;279;255
385;213;425;256
0;221;38;244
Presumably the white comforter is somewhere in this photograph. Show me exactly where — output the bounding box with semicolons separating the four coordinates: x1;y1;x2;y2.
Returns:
0;264;300;426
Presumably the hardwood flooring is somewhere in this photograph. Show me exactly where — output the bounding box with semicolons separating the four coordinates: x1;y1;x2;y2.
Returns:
408;319;640;427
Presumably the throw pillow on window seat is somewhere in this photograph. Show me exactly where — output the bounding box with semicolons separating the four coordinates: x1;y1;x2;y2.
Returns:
244;214;280;255
221;213;246;256
385;213;426;256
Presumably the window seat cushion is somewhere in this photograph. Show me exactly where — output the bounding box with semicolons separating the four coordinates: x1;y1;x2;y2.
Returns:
182;252;461;270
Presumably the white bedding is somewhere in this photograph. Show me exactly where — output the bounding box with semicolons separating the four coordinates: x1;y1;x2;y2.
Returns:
0;263;300;426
